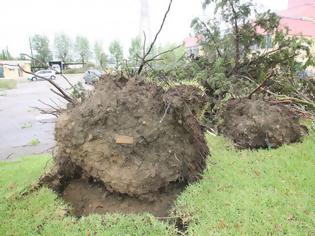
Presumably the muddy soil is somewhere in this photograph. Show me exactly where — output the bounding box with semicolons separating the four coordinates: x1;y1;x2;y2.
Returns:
41;76;209;216
219;98;307;149
62;178;184;217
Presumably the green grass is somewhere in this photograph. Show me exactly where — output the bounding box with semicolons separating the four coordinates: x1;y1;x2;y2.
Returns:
0;156;174;236
0;79;17;90
1;132;314;235
28;138;40;146
175;132;315;235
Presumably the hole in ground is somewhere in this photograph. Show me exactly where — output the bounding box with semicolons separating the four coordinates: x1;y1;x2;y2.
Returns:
60;178;185;217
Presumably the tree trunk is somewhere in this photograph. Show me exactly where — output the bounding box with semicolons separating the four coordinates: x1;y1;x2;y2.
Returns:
229;0;241;72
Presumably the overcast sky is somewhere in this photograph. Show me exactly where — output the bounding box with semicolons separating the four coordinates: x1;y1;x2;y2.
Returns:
0;0;288;58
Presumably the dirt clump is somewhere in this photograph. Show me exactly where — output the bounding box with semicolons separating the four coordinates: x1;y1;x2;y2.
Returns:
41;76;209;216
218;98;307;149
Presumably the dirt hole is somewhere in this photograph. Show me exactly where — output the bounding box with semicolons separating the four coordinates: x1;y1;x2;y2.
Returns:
61;177;185;217
40;162;187;217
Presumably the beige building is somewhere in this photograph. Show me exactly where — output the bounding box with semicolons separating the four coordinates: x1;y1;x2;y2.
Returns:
0;60;31;79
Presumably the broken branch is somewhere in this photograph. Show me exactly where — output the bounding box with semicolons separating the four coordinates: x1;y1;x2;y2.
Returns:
138;0;174;74
248;71;274;99
19;66;74;104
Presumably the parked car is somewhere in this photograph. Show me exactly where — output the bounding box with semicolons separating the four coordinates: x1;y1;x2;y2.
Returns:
28;70;56;81
83;69;103;85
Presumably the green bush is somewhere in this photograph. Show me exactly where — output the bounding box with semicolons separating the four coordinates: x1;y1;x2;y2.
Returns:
28;138;40;146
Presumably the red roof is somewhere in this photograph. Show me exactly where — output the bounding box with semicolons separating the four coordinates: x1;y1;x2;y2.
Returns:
280;17;315;37
278;1;315;38
288;0;314;9
279;4;315;18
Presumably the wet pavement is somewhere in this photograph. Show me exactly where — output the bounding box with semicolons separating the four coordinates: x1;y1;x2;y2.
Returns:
0;74;84;160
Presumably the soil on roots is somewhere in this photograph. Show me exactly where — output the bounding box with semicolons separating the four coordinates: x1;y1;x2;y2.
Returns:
218;98;307;149
41;76;209;217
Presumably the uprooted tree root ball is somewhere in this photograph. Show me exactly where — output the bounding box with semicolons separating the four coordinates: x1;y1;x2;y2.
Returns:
218;98;308;149
40;76;210;217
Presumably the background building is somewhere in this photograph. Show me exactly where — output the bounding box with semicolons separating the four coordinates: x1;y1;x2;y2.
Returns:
279;0;315;75
184;35;204;57
279;0;315;39
0;60;31;79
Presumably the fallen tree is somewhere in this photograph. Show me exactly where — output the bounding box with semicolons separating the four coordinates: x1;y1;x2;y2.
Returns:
190;0;315;116
218;98;308;149
159;0;315;148
40;75;209;216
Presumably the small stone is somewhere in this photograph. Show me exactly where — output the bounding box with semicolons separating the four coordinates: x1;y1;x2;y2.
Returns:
87;134;93;141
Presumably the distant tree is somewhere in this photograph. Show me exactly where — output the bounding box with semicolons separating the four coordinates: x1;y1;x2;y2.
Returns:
128;37;142;67
54;33;72;62
75;36;90;65
109;40;124;68
94;41;108;69
0;47;13;60
155;43;185;69
31;34;52;66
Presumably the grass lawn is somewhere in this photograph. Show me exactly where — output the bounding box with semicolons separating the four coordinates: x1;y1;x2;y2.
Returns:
0;80;17;90
1;132;314;235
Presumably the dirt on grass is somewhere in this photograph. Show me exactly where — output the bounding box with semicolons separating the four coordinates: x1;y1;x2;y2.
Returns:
41;76;209;217
218;98;307;149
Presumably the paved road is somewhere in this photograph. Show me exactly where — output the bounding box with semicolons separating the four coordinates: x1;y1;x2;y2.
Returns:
0;74;85;160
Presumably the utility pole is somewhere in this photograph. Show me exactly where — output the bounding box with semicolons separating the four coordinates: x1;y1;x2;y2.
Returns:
29;37;34;70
